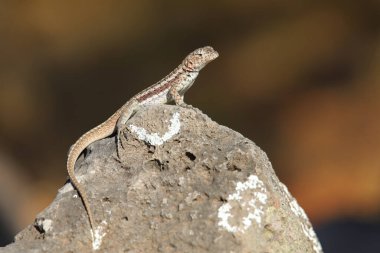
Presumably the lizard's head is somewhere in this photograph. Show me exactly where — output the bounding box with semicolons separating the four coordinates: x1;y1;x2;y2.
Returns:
183;46;219;72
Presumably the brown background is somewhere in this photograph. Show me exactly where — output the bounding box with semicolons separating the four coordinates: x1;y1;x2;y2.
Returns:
0;1;379;250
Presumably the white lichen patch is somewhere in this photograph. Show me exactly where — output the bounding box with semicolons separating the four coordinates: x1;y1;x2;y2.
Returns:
92;221;108;250
36;218;53;233
129;112;181;146
290;198;308;220
279;183;323;253
301;223;323;253
218;175;268;233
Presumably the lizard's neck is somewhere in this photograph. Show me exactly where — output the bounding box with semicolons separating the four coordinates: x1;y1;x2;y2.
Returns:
136;66;198;105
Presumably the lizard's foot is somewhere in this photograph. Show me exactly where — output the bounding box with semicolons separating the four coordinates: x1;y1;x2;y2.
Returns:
180;103;194;109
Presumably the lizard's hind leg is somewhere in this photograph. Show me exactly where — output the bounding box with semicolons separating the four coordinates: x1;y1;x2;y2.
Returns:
116;99;139;159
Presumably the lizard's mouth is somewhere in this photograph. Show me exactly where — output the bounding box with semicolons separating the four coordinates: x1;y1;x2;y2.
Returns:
207;46;219;60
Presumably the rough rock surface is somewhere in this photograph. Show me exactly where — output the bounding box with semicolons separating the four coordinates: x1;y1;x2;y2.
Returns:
0;104;323;253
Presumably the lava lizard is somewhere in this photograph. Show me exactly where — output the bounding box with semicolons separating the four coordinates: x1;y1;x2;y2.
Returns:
67;46;219;233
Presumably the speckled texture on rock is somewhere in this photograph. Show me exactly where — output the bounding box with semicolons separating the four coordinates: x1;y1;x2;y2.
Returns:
0;104;322;253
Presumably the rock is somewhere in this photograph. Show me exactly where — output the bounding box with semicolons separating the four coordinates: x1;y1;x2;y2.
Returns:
0;104;323;253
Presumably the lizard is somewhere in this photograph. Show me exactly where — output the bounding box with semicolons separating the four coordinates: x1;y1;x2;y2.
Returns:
66;46;219;233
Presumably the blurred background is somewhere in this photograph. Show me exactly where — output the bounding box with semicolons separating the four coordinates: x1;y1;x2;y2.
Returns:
0;1;379;252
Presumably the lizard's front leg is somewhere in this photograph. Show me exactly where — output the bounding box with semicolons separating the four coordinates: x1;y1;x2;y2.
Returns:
169;86;185;106
169;88;194;109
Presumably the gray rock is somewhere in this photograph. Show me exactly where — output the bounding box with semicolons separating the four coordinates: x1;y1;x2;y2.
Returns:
0;105;323;253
